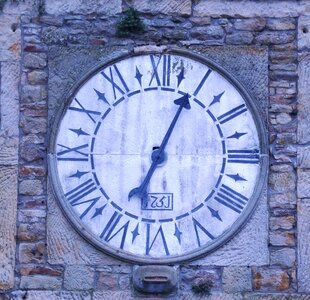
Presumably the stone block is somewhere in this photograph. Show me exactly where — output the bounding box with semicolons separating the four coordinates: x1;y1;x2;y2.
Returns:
0;15;20;62
270;248;295;267
44;0;121;15
298;16;310;50
11;291;91;300
269;172;296;193
179;292;243;300
244;293;310;300
267;18;296;30
253;268;290;291
19;266;62;277
131;0;191;16
17;223;46;241
269;192;296;209
298;199;310;292
2;0;39;15
19;242;45;264
226;32;254;45
96;272;118;290
0;166;17;290
255;31;295;45
0;62;20;165
270;216;295;230
298;146;310;168
222;267;252;293
64;266;94;290
298;169;310;198
93;291;132;300
269;231;295;247
298;54;310;144
234;18;266;31
20;275;62;290
194;1;301;18
24;53;47;69
18;209;46;223
19;179;43;196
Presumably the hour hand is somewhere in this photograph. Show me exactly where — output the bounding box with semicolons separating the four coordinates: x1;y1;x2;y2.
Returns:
128;187;148;208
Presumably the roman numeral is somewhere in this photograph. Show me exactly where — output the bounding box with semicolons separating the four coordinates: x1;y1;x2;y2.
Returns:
100;211;129;250
146;224;170;256
69;98;101;123
214;184;248;214
71;196;101;220
217;104;247;124
227;149;259;164
65;179;97;206
101;65;129;100
57;143;89;161
192;217;215;247
193;69;212;96
149;54;171;87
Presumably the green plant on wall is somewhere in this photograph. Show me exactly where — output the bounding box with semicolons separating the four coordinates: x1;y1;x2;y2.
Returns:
116;7;145;37
191;279;214;296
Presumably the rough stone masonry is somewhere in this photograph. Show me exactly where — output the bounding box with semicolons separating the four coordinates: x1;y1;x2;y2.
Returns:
0;0;310;299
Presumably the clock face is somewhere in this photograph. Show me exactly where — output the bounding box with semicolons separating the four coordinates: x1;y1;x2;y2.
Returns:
49;50;267;263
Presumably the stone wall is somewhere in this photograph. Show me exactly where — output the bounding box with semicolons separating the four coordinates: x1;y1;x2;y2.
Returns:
0;0;310;299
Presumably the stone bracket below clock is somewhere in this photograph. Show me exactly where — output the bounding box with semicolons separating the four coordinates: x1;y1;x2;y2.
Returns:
132;265;178;295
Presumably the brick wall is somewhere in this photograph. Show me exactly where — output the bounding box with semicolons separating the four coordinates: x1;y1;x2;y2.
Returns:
0;0;310;299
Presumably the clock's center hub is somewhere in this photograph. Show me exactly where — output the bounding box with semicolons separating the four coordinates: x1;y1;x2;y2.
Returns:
151;147;166;166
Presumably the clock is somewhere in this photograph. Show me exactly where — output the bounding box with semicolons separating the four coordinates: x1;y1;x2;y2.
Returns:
49;48;268;264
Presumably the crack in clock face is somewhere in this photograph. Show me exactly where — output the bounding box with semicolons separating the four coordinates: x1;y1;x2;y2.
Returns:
52;52;263;262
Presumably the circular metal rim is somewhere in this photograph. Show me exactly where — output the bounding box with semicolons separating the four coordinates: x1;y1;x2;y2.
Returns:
48;47;268;265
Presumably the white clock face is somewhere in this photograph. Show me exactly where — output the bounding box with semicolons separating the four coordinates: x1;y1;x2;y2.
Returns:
50;51;267;263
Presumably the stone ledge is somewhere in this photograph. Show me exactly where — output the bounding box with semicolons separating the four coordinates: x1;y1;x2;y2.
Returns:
194;1;310;18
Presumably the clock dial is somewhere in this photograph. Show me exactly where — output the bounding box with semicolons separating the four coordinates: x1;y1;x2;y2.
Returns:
50;51;267;263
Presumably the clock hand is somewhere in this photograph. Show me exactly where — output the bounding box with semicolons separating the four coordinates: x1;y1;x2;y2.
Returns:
128;94;191;207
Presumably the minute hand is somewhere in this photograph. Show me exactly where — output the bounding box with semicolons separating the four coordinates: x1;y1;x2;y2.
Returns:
128;93;191;205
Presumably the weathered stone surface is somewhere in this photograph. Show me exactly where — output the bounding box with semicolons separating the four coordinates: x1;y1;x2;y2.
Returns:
28;70;48;84
47;183;119;265
179;292;243;300
2;0;39;15
18;209;46;223
64;266;94;290
19;179;43;196
0;166;18;290
267;18;296;31
131;0;191;16
269;192;296;209
255;31;295;45
24;53;47;69
226;32;254;45
298;54;310;143
96;272;118;290
0;62;20;165
269;172;296;193
93;291;132;300
11;291;91;300
269;231;295;247
0;15;20;62
194;1;303;18
234;18;266;31
270;216;295;230
44;0;121;15
253;268;290;291
191;26;225;40
17;223;45;241
298;199;310;292
19;242;45;264
19;265;62;276
298;16;310;50
244;293;310;300
297;169;310;198
222;267;252;293
20;275;62;290
298;145;310;168
270;248;295;267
